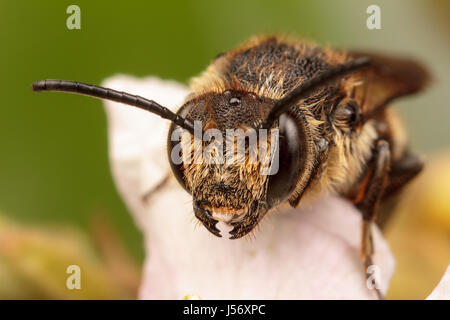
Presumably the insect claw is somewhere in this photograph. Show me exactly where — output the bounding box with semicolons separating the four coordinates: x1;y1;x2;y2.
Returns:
212;231;222;238
229;234;239;240
229;222;251;239
228;226;243;239
211;229;222;238
206;221;222;238
228;224;240;239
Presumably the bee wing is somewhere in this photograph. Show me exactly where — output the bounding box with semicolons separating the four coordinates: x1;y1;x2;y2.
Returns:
350;51;431;117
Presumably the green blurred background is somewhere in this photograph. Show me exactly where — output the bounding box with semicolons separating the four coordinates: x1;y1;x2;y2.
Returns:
0;0;449;299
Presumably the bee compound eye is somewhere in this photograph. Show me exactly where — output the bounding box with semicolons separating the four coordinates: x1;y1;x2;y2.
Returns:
166;104;194;194
167;138;190;193
266;114;306;207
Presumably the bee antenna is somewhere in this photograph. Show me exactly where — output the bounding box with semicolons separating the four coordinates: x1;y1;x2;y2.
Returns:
32;79;194;133
260;57;371;129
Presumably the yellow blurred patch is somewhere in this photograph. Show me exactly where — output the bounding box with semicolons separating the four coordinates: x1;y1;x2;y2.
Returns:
182;294;202;300
385;152;450;299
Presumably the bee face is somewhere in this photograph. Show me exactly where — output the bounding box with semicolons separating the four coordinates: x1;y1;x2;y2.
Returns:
168;90;310;238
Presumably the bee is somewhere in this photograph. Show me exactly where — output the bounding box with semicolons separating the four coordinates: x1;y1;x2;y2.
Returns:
32;36;429;299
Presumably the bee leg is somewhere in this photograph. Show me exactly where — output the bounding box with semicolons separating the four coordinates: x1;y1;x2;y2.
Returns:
141;174;170;204
384;152;423;196
376;152;424;228
355;139;391;300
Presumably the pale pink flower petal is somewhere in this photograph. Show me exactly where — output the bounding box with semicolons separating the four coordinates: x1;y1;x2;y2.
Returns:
102;75;396;299
427;266;450;300
102;75;189;231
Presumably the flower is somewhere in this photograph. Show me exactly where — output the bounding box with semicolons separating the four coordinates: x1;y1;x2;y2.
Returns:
101;75;448;300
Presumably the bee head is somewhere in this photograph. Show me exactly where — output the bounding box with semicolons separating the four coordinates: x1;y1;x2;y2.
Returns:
167;90;311;238
167;57;371;238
